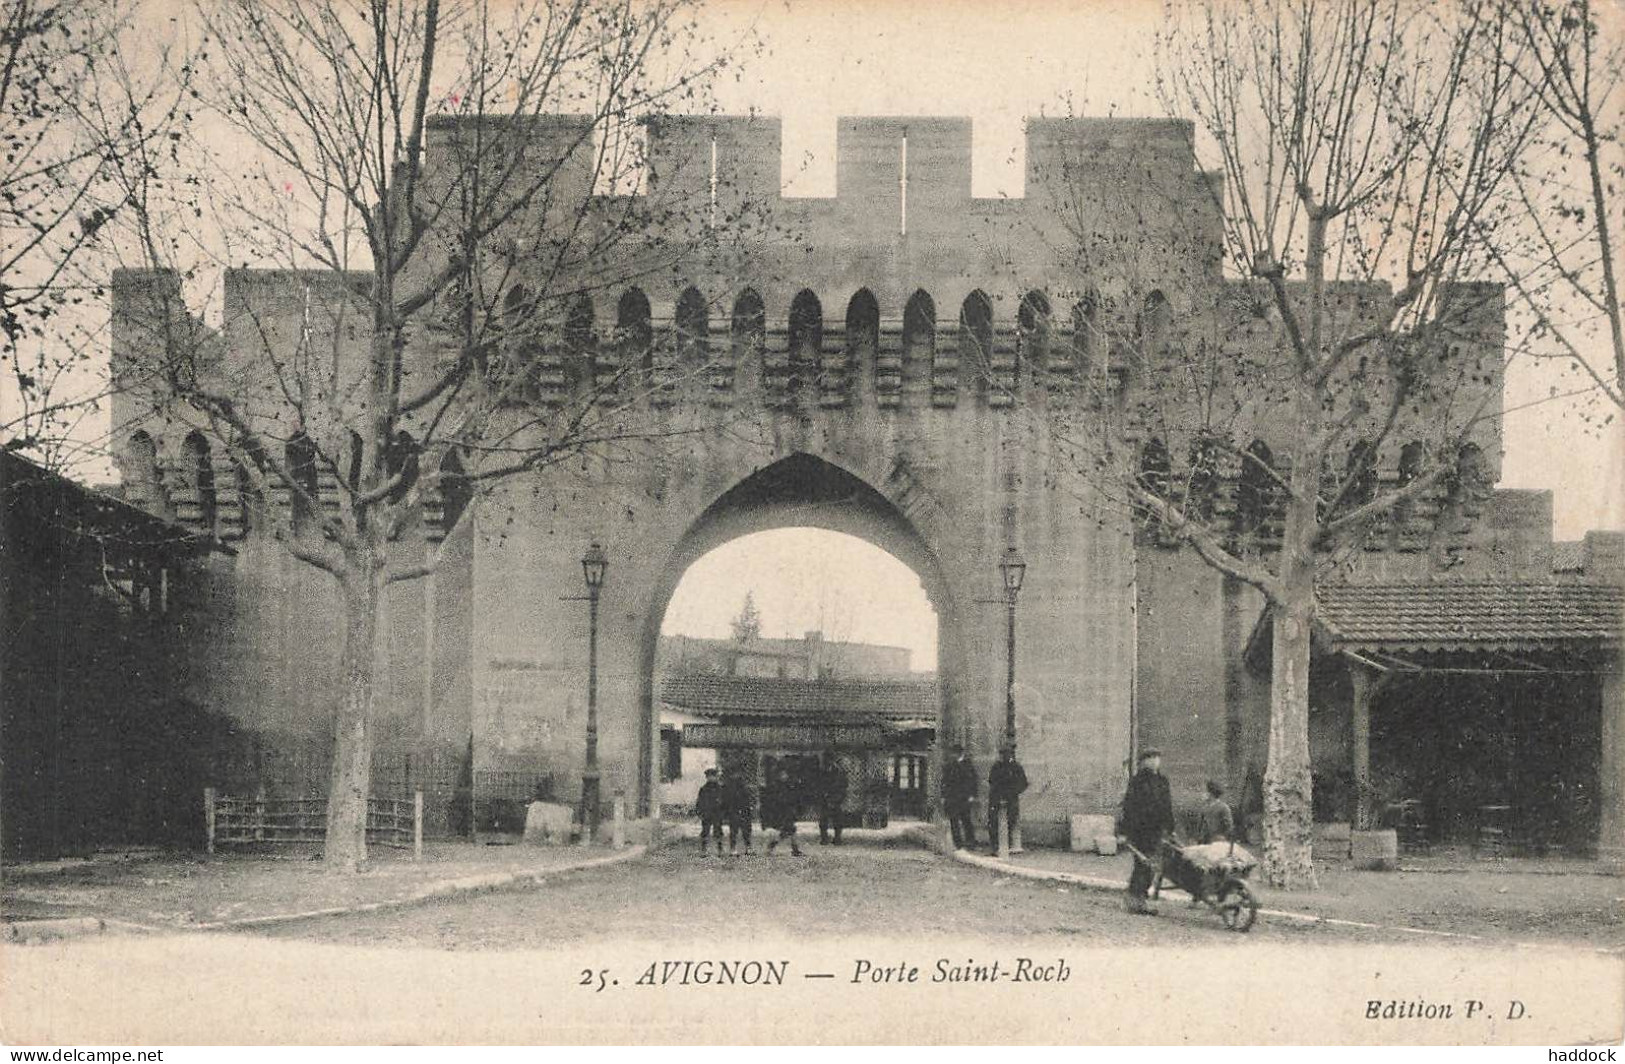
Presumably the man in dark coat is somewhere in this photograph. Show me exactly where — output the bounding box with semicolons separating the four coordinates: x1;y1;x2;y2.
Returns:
720;768;754;856
942;743;978;850
1118;747;1176;914
696;767;725;857
817;751;847;845
987;742;1028;855
763;765;804;857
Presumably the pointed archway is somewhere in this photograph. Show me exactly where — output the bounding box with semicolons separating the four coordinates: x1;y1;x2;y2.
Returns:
633;453;965;815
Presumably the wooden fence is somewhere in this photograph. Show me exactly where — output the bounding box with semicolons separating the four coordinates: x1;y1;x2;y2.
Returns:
205;788;423;858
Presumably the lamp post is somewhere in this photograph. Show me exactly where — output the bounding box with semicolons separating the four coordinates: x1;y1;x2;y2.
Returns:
579;542;608;842
999;546;1026;750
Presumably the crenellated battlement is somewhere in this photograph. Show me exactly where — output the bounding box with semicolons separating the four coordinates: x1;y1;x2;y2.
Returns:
645;113;782;204
423;112;1206;210
111;111;1507;569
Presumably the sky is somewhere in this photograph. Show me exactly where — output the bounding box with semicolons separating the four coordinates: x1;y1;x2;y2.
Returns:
700;0;1170;199
661;528;939;670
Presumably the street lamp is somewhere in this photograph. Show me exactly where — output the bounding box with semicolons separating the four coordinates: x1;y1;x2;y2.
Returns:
579;542;608;842
999;546;1026;749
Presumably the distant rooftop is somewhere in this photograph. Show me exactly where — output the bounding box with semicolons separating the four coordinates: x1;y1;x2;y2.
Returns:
658;674;937;722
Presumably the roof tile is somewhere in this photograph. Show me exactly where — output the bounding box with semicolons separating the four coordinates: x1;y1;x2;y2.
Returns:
1318;582;1623;649
658;673;938;721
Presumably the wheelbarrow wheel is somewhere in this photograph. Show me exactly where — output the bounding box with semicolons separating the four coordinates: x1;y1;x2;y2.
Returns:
1218;882;1258;933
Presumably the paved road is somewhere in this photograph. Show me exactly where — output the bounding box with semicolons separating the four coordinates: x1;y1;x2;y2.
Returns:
5;838;1619;1045
250;833;1374;948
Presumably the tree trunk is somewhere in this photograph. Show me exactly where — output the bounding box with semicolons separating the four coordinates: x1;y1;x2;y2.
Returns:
1263;595;1318;889
1262;381;1322;890
325;567;382;871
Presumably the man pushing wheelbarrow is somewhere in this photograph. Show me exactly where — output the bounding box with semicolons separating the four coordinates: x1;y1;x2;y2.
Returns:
1116;747;1175;915
1117;753;1261;931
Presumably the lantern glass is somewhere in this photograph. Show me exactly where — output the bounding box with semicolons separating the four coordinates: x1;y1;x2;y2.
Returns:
1000;547;1026;594
582;543;608;591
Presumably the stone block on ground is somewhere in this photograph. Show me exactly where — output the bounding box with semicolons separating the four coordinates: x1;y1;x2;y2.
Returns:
1071;814;1116;852
1351;828;1398;871
1313;821;1353;861
1094;835;1119;856
523;801;574;845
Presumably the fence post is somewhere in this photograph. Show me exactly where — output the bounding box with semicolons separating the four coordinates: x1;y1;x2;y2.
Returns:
612;790;626;849
254;784;266;842
413;790;424;861
204;787;215;855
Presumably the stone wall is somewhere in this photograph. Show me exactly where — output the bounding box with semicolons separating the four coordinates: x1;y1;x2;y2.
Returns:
106;113;1513;845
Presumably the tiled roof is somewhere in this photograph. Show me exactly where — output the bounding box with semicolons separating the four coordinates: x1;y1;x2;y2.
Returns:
658;673;938;721
1;450;219;556
1552;541;1586;573
1317;582;1624;650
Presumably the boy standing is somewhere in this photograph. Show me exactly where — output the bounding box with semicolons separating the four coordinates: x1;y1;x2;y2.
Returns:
1198;780;1234;844
763;765;804;857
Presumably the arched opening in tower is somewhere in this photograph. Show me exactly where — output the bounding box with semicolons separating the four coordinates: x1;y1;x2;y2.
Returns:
643;457;948;834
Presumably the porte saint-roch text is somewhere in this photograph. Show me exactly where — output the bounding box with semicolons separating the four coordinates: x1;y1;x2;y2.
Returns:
852;958;1072;984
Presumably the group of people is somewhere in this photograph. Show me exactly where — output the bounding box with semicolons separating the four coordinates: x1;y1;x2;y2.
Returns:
694;755;848;858
1118;746;1237;915
691;741;1238;917
693;765;759;857
942;741;1029;854
946;739;1237;917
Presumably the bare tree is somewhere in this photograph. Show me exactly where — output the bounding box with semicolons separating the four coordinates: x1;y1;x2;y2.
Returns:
115;0;765;870
1029;0;1542;888
1492;0;1623;416
0;0;191;466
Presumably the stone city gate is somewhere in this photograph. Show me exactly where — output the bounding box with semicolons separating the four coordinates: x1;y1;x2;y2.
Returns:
108;114;1523;847
436;116;1230;838
471;405;1138;841
112;115;1192;843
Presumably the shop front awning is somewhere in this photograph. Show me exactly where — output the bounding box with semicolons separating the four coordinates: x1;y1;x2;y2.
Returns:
682;721;892;751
